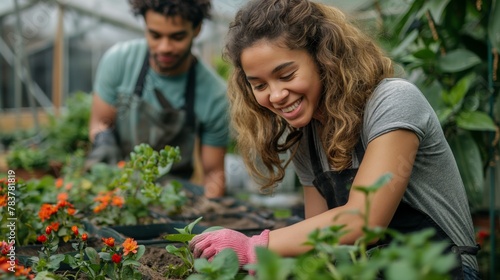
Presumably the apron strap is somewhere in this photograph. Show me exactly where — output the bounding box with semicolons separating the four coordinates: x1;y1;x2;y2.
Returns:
308;122;365;176
133;50;150;97
133;51;197;129
308;123;324;177
184;57;197;129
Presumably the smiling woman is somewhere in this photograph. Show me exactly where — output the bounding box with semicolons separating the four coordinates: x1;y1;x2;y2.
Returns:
241;41;322;128
189;1;481;279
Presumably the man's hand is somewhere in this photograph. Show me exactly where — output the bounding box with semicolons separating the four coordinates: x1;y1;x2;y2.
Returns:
84;129;122;169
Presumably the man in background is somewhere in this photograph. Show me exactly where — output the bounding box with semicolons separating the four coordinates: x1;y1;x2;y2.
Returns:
87;0;228;198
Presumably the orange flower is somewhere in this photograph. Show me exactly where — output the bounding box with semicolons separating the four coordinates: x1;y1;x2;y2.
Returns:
93;203;108;214
102;237;115;247
117;161;126;168
111;196;124;207
67;207;76;216
71;225;79;236
64;182;73;190
57;192;68;202
49;222;60;232
38;204;57;221
55;178;64;188
0;194;6;207
122;238;138;256
82;233;88;241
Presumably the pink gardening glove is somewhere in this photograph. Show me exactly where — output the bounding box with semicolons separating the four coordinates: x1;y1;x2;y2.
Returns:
189;229;270;266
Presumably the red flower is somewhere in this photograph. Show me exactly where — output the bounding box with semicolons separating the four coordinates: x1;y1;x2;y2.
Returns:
102;237;115;247
0;241;12;255
71;225;79;236
81;233;88;241
37;235;47;243
117;161;126;168
45;226;52;235
122;238;139;256
477;230;490;239
111;253;122;264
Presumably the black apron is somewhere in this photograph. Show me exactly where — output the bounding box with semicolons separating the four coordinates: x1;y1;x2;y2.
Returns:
307;124;479;279
114;51;198;179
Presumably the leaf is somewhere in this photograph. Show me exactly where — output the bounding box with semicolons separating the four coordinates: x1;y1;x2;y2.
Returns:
211;248;239;279
250;247;295;280
437;49;481;72
385;260;418;280
488;0;500;51
122;260;141;267
442;73;475;107
412;48;435;60
353;173;393;194
165;233;196;242
447;132;484;208
134;245;146;260
390;30;419;58
85;247;100;264
456;111;497;131
425;0;451;24
436;108;453;125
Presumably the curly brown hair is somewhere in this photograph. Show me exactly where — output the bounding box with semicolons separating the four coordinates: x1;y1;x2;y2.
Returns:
128;0;211;27
224;0;395;192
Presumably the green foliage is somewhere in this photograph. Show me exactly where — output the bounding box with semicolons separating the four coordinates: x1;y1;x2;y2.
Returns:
6;144;50;171
44;92;92;160
163;217;203;279
30;232;65;273
188;249;242;280
64;236;145;280
89;144;187;226
239;174;458;280
372;0;500;211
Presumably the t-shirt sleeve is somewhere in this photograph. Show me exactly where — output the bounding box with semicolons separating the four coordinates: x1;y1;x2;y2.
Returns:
201;86;230;147
363;79;434;144
93;45;124;106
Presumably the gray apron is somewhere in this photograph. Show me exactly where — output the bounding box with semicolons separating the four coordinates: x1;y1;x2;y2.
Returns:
114;52;198;179
307;124;479;279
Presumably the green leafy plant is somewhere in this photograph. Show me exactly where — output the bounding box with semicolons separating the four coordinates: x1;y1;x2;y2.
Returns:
29;228;66;273
370;0;500;211
65;236;145;280
6;144;50;172
240;174;458;280
163;217;223;278
189;248;241;280
90;144;187;226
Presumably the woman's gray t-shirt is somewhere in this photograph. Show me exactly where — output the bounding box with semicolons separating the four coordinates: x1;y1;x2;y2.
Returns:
292;78;477;269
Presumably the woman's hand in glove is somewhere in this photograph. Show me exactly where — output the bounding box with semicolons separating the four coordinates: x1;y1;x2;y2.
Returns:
189;228;270;266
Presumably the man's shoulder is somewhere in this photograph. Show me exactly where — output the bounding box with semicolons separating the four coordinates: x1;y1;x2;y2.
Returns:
104;38;148;59
195;58;226;92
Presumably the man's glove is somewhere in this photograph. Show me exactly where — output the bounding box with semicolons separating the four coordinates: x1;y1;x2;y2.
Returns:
84;129;122;169
189;229;270;266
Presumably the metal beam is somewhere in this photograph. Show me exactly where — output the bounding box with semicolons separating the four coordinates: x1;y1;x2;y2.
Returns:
0;36;52;108
54;0;142;34
0;0;39;20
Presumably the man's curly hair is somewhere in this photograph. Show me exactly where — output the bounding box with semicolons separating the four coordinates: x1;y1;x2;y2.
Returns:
129;0;211;27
